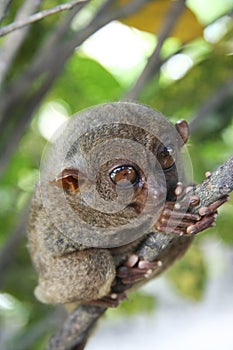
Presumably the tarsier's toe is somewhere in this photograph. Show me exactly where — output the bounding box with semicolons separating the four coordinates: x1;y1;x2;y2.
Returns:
90;292;127;308
117;265;152;284
117;255;161;284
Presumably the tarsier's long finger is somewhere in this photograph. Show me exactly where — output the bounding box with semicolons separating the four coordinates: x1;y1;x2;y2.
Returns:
186;214;217;235
116;258;161;284
186;195;229;234
154;194;229;236
198;196;229;216
162;207;201;220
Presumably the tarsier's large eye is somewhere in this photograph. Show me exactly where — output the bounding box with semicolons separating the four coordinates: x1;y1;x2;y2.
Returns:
157;144;176;170
110;165;139;188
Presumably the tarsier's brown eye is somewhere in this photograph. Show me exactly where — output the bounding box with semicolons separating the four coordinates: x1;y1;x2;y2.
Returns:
110;165;139;188
157;144;176;170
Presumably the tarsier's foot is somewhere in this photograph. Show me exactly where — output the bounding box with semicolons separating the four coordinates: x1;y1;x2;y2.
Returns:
155;190;229;236
90;292;127;308
116;254;161;284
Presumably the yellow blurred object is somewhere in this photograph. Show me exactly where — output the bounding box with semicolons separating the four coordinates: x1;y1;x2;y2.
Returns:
119;0;203;42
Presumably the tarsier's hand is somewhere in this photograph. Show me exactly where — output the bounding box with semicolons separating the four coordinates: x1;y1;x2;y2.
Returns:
155;187;229;236
114;189;229;291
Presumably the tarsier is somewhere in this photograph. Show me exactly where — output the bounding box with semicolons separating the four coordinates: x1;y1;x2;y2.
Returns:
28;102;227;309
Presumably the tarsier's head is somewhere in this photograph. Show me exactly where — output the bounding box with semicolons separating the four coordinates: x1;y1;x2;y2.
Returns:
40;102;192;248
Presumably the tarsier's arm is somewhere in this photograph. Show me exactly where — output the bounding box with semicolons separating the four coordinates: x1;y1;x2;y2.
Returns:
27;102;232;349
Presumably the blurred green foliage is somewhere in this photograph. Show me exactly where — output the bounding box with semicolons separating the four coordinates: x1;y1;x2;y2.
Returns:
50;55;122;112
167;243;207;301
0;1;233;349
107;291;157;319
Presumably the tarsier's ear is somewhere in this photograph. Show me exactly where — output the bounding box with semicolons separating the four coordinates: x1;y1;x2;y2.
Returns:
175;119;189;145
50;168;80;194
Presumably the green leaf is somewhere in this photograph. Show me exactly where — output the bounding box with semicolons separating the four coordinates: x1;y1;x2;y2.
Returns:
167;244;207;301
49;54;123;113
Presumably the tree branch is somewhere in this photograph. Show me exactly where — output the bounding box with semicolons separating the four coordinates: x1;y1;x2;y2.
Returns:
47;155;233;350
47;305;107;350
182;156;233;209
124;0;186;100
189;77;233;134
0;0;88;38
0;206;28;288
0;0;12;23
0;0;152;176
0;0;42;87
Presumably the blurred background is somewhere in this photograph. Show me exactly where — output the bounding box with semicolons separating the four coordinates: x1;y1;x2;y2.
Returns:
0;0;233;349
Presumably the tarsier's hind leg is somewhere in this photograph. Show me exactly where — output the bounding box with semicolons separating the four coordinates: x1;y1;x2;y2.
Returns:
34;248;116;304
